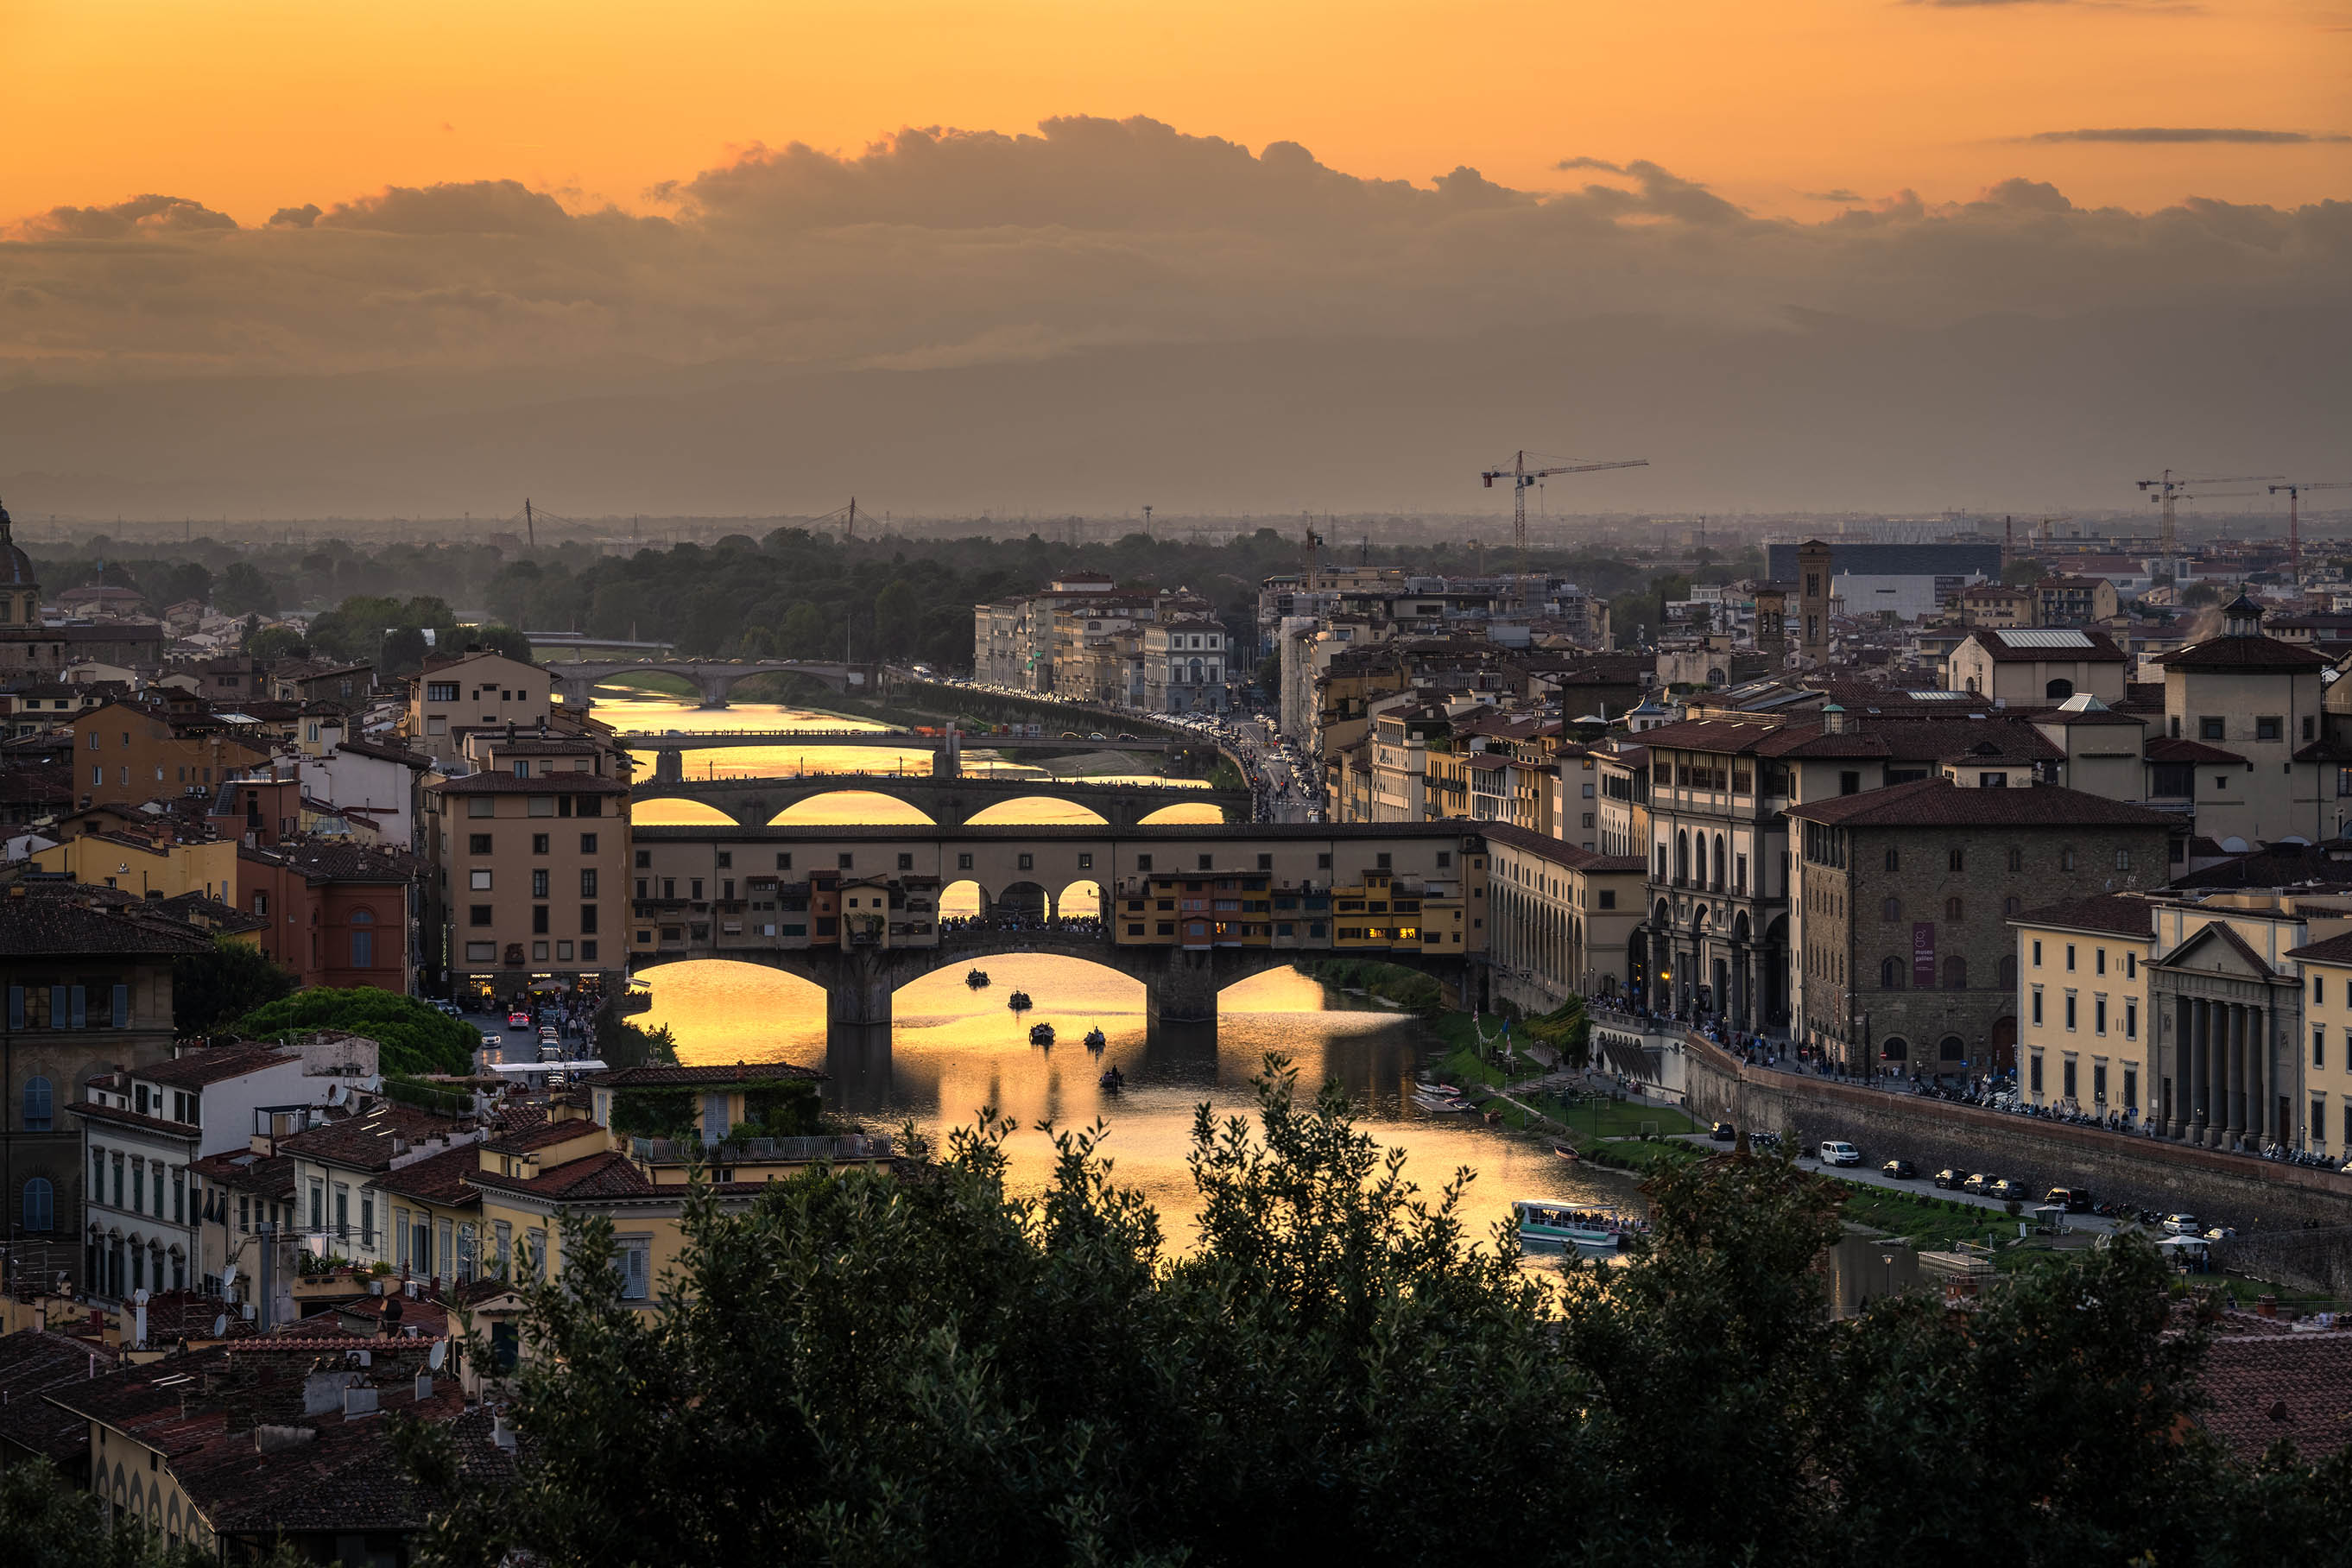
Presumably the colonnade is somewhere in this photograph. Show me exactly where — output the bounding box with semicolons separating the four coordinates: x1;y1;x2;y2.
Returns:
2168;995;2274;1148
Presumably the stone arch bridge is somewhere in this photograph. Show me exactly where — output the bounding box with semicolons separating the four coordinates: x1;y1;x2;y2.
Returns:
632;774;1249;828
627;821;1489;1031
547;659;882;709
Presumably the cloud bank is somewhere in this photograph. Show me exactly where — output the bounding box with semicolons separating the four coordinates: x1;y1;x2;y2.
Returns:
2028;127;2350;143
0;116;2344;515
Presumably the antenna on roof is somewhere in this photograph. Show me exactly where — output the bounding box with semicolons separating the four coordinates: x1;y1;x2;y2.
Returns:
428;1339;448;1372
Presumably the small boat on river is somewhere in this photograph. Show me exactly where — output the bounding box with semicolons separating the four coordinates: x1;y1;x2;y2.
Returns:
1098;1066;1124;1092
1551;1142;1579;1162
1083;1026;1107;1052
1007;990;1033;1014
1513;1201;1647;1255
965;969;991;990
1029;1021;1056;1046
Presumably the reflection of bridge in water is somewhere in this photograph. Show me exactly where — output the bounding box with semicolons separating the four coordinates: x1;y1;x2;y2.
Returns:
629;822;1489;1037
633;772;1248;827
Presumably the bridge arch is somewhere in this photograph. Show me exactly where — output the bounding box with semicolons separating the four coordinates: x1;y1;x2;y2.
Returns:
766;789;939;827
964;795;1111;826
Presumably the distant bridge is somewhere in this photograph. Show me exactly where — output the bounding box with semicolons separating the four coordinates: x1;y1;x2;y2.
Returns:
545;659;885;708
632;772;1246;828
613;729;1173;758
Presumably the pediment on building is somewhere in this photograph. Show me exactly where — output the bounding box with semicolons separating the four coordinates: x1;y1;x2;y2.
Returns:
2153;920;2278;982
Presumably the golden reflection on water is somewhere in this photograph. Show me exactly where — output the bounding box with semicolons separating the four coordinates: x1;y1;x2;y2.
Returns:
637;955;1636;1249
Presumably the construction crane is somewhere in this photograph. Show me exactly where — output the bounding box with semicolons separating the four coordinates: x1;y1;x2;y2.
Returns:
2270;482;2352;587
2136;471;2280;573
1482;450;1648;610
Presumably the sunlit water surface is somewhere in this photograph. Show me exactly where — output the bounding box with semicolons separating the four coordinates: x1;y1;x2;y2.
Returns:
605;684;1630;1255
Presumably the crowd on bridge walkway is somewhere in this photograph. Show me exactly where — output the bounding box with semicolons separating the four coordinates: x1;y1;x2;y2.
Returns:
939;914;1107;939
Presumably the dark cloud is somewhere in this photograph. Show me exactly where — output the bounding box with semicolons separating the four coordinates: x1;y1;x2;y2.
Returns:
0;115;2343;512
1554;156;1628;174
14;194;237;240
1802;188;1864;203
2029;127;2349;143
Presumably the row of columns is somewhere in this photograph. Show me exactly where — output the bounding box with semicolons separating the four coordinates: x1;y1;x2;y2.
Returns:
1648;924;1772;1033
2169;995;2273;1148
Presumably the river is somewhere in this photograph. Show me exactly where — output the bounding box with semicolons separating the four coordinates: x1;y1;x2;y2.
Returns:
604;685;1642;1250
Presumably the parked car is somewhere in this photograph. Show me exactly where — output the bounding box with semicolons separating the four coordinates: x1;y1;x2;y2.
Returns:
1962;1173;1995;1195
538;1040;562;1062
1988;1179;2026;1203
506;1011;533;1030
2045;1186;2093;1213
1881;1159;1918;1180
1709;1121;1737;1142
1932;1167;1967;1190
1748;1131;1782;1153
2162;1213;2202;1236
1818;1141;1862;1167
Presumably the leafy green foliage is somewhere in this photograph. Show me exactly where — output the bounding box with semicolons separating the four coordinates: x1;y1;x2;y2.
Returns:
233;985;476;1074
399;1053;2352;1567
214;561;278;616
0;1457;252;1568
174;937;296;1033
593;1010;677;1070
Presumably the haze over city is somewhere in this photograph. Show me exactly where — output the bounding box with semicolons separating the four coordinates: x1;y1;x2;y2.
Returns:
3;0;2347;519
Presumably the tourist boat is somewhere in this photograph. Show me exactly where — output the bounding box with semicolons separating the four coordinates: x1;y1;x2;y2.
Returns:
965;969;991;990
1413;1088;1476;1113
1084;1027;1108;1052
1007;990;1033;1013
1512;1201;1647;1254
1029;1021;1056;1046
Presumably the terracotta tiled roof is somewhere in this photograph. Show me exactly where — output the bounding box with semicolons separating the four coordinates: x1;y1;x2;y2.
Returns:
66;1099;200;1139
2153;635;2330;673
468;1148;654;1200
187;1149;295;1200
1477;821;1646;874
0;895;214;956
2013;895;2156;939
2287;929;2352;966
366;1141;484;1208
0;1331;120;1463
142;1045;299;1090
275;1104;470;1173
2197;1331;2352;1461
483;1117;604;1155
1785;777;2176;830
2146;737;2247;765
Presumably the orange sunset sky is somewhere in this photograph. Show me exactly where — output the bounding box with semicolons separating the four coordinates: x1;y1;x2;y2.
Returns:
1;0;2347;516
8;0;2347;224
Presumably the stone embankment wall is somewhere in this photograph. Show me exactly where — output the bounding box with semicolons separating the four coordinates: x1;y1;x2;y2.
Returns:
1684;1034;2352;1234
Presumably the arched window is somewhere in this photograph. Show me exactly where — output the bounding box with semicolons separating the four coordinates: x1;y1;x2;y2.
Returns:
2045;678;2073;699
1676;831;1690;882
1966;676;1980;694
1944;896;1964;923
1884;846;1899;872
1882;897;1902;921
1713;835;1727;888
21;1178;53;1233
1944;955;1968;990
1998;954;2016;991
22;1076;52;1133
1939;1035;1967;1061
2007;847;2022;872
2002;895;2020;916
1880;956;1905;989
1881;1036;1909;1060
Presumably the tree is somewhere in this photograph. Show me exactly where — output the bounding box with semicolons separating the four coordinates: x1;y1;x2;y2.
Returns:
871;579;920;654
2001;555;2045;586
472;624;535;664
234;986;478;1075
245;625;310;661
1255;652;1280;694
215;561;279;616
2182;581;2223;608
174;939;296;1033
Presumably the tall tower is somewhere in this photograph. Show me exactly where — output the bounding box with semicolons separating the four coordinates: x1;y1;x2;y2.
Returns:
1753;585;1789;661
1797;539;1832;665
0;499;40;628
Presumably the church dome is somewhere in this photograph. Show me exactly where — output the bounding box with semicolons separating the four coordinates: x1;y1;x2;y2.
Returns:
0;501;35;589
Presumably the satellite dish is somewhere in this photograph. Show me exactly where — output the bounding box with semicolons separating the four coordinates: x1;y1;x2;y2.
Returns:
212;1314;227;1337
220;1265;237;1294
428;1339;448;1372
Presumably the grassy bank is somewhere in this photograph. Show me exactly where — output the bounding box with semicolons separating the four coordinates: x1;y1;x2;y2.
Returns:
1833;1183;2018;1252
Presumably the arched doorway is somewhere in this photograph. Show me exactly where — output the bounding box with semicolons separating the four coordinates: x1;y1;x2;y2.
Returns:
996;882;1050;928
1990;1015;2016;1074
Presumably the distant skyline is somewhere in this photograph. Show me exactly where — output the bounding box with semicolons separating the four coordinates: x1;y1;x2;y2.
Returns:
2;3;2345;518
